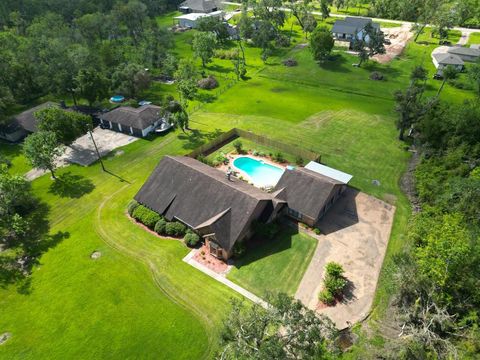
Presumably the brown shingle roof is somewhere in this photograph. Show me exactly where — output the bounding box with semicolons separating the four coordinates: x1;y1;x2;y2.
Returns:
101;105;161;130
14;102;58;133
274;168;343;221
134;156;274;251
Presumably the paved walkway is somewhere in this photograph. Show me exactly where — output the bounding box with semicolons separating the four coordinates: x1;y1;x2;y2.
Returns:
294;188;395;329
183;250;269;308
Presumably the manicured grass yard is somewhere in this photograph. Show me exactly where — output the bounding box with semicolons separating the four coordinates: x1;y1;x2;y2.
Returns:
468;32;480;45
0;141;30;175
228;228;317;297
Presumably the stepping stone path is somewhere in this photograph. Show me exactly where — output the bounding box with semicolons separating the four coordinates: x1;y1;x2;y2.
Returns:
0;333;11;345
90;251;102;260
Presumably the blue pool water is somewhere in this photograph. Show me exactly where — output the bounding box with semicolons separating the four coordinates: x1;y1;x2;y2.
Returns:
233;156;284;187
110;95;125;103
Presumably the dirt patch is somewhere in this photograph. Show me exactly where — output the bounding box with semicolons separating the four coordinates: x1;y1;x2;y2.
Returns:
193;244;229;274
270;87;288;93
373;24;413;64
0;333;11;345
400;147;422;213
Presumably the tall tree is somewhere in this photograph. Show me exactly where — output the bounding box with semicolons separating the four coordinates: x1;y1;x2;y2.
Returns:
23;131;64;180
174;59;198;104
310;26;334;62
219;293;338;359
192;31;217;68
353;23;386;66
436;65;458;97
75;68;110;106
468;60;480;97
394;84;425;140
35;107;92;146
111;63;150;99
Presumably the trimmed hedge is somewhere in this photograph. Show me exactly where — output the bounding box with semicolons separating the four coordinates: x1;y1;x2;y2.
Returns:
127;200;140;216
184;231;200;247
154;218;167;235
165;221;187;237
132;205;161;228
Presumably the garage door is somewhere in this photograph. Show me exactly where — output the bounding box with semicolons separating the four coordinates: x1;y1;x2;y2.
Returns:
110;122;120;132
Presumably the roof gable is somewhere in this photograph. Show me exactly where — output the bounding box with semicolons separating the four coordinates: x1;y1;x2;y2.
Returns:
14;102;58;132
274;168;343;221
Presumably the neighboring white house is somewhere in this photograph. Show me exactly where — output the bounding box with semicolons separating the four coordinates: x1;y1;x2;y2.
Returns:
174;10;223;28
332;17;380;49
178;0;219;13
447;46;480;62
432;53;464;71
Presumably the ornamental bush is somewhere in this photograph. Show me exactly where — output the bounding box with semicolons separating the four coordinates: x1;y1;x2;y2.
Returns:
325;262;345;278
318;289;335;305
154;218;167;235
233;140;243;154
165;221;187;237
369;71;384;81
132;205;161;228
127;200;140;216
319;262;348;304
184;230;200;247
197;75;219;90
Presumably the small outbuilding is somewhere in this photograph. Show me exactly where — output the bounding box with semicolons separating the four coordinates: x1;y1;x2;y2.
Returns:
332;17;380;49
99;105;163;138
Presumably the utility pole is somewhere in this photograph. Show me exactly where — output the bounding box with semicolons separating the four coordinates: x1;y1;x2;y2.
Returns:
89;128;105;171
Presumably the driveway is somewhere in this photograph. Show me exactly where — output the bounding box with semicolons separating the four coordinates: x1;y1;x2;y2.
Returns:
25;128;138;180
294;188;395;329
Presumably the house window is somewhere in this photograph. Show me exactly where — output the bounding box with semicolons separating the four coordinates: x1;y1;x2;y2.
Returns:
288;208;302;220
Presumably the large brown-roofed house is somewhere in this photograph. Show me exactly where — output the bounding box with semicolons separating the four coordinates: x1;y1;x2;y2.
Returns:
100;105;163;137
134;156;351;260
274;167;346;226
135;156;286;259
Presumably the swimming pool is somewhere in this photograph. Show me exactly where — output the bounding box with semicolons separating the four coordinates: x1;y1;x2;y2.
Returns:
233;156;284;187
110;95;125;103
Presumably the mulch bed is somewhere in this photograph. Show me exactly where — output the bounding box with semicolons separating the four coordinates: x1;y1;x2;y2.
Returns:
193;244;229;274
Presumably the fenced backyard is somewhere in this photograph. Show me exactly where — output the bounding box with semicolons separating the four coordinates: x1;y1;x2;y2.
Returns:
187;128;321;163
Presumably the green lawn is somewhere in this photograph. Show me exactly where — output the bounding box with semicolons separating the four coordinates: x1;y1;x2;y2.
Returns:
0;141;30;175
228;228;317;296
468;32;480;45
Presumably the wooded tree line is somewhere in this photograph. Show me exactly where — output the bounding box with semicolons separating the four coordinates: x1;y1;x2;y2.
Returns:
0;0;176;125
381;69;480;358
366;0;480;28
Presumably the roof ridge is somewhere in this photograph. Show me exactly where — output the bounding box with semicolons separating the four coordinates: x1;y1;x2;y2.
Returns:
167;156;273;200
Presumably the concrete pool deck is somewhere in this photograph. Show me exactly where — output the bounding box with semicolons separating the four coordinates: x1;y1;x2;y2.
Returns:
217;153;289;188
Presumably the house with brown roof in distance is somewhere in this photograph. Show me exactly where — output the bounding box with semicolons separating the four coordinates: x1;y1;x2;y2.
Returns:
99;105;163;137
134;156;352;260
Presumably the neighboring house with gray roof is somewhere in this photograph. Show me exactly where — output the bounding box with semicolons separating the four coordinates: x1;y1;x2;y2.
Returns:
432;52;464;71
274;167;347;227
447;46;480;62
100;105;163;137
179;0;218;13
134;156;352;260
332;17;380;48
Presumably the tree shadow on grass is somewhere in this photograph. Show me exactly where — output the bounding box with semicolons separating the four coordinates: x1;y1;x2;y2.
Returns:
48;172;95;199
0;200;70;294
178;128;225;151
196;93;217;103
